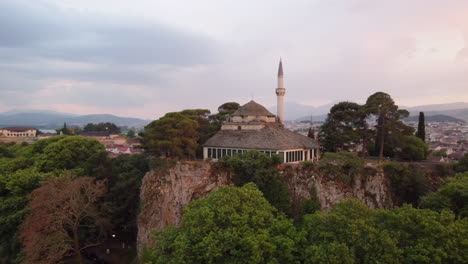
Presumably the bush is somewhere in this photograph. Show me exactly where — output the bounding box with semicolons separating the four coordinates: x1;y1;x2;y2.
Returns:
383;162;431;206
420;172;468;217
142;184;299;264
399;136;429;161
319;152;365;184
218;151;290;214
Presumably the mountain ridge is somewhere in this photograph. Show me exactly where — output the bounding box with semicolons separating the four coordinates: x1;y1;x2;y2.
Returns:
0;111;151;129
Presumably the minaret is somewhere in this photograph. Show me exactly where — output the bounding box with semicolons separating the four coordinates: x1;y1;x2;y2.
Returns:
276;59;286;123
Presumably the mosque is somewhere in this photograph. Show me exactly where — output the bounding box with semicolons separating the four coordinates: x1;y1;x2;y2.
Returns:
203;60;320;163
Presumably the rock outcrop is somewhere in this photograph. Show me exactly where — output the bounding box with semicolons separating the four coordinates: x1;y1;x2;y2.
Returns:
137;161;230;252
137;161;393;252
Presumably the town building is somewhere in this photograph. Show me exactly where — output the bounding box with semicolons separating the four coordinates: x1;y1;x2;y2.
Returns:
0;127;37;137
203;59;320;163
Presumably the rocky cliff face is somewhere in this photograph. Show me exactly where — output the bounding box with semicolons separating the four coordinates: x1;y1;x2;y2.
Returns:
137;161;230;252
137;162;393;252
281;165;393;217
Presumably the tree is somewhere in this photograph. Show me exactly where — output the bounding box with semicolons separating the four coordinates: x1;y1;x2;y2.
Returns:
416;112;426;142
300;200;399;263
20;175;108;264
141;184;299;264
209;102;240;131
36;136;108;176
300;200;468;263
454;153;468;173
420;172;468;217
383;162;431;206
399;135;429;161
218;151;290;214
126;129;136;138
365;92;412;160
83;122;121;134
319;102;368;153
141;112;199;159
104;154;149;235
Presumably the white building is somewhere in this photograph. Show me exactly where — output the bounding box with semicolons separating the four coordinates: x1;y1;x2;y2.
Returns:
0;127;37;137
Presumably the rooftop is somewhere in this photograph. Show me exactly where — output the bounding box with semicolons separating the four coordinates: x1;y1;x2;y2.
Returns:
204;123;319;150
231;100;275;117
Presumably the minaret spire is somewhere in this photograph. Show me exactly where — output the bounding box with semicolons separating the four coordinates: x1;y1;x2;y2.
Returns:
276;58;286;123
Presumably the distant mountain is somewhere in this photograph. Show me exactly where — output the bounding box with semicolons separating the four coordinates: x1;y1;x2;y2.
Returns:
405;114;466;123
269;101;336;121
0;111;150;129
404;102;468;113
0;109;77;116
272;101;468;122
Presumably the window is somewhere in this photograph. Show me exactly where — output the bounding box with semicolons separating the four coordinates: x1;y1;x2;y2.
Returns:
222;149;226;157
217;149;221;158
227;149;232;156
208;148;212;158
279;152;284;163
238;126;241;130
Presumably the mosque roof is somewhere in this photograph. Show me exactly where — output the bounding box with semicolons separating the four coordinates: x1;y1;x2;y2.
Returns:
203;123;319;150
231;100;275;117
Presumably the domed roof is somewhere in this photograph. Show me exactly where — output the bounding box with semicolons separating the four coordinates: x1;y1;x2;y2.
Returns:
231;100;275;117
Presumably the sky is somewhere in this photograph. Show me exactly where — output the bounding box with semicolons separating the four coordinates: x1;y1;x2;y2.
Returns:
1;0;468;119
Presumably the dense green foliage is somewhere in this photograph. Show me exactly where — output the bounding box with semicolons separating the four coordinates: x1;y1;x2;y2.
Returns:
416;112;426;142
399;136;429;161
144;187;468;264
0;137;149;263
383;162;431;206
141;102;239;159
320;102;369;154
83;122;121;134
142;112;200;158
420;172;468;218
366;92;413;159
454;153;468;173
218;151;290;214
105;154;150;235
320;92;414;159
141;184;299;264
318;152;365;184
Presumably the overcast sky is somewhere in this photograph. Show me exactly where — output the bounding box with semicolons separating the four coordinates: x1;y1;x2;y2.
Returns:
1;0;467;119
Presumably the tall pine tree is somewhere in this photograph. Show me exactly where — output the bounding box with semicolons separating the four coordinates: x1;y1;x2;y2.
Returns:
416;112;425;142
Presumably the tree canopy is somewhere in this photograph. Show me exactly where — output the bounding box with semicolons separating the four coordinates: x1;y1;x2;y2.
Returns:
218;151;290;214
83;122;121;134
141;184;299;264
365;92;412;159
20;175;108;264
319;102;369;154
420;172;468;218
399;135;429;161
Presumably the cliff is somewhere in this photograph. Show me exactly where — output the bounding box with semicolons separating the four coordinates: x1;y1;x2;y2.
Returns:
137;161;395;252
137;161;230;252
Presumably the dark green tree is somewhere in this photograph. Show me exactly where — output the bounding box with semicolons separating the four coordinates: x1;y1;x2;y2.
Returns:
104;154;149;235
37;136;108;176
400;135;429;161
416;112;426;142
383;162;431;206
83;122;121;134
365;92;412;160
126;129;136;138
454;153;468;173
420;172;468;217
141;184;299;264
141;112;199;159
319;102;370;155
218;151;290;214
